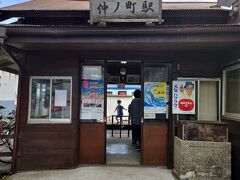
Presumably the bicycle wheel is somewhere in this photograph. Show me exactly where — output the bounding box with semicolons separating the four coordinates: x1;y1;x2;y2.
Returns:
0;126;10;146
0;128;14;163
0;155;12;163
6;128;14;151
0;141;12;164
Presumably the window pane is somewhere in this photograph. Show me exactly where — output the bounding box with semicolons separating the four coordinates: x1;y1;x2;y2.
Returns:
30;79;50;118
199;81;218;121
82;66;103;80
144;65;168;82
51;79;71;119
144;65;169;122
118;91;127;96
226;68;240;114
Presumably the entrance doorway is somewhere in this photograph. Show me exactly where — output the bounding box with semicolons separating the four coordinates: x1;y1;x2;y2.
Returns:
79;61;171;166
106;61;141;165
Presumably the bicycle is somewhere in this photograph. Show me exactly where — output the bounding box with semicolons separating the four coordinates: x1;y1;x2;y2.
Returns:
0;108;15;163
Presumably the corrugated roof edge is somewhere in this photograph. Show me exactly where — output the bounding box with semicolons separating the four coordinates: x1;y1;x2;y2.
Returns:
0;23;240;28
0;9;225;11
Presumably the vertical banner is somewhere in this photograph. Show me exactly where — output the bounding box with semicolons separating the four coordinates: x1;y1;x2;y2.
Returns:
172;81;195;114
81;80;104;119
144;82;167;116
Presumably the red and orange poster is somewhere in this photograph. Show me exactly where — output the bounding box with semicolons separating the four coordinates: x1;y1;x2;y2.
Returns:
172;81;195;114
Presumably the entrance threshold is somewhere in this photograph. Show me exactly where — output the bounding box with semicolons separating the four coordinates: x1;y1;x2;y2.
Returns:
106;130;140;165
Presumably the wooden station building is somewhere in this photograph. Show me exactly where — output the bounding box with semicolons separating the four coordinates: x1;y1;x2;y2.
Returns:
0;0;240;179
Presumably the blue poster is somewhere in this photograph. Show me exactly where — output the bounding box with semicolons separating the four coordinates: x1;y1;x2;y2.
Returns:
81;80;104;113
144;82;167;114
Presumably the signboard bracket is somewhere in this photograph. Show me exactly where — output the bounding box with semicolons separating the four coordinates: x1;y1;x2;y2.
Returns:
98;21;107;27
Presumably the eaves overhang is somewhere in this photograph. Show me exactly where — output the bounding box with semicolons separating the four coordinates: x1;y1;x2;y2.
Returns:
1;24;240;52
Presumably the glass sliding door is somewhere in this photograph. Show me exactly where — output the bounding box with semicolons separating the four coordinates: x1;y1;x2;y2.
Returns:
79;63;106;164
143;64;170;122
142;63;170;165
80;65;105;122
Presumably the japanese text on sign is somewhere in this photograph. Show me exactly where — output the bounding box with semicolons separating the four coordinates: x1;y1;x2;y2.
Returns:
90;0;162;24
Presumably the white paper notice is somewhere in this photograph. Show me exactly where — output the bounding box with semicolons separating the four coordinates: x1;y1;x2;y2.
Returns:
55;90;67;107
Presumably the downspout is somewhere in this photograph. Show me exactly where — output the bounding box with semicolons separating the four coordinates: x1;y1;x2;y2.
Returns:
0;26;23;174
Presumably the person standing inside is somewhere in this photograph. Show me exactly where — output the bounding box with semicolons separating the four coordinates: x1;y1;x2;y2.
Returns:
128;103;135;144
114;100;126;124
129;89;141;151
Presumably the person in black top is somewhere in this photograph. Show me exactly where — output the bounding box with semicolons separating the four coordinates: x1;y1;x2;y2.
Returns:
129;89;141;151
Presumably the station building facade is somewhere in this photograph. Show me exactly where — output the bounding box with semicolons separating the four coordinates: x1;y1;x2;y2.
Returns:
0;0;239;179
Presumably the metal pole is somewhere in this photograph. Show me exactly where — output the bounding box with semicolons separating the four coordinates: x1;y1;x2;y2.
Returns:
128;116;130;137
112;115;114;137
120;116;122;138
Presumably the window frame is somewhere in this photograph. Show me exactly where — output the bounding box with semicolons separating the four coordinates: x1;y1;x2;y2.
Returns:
28;76;72;124
177;77;221;121
222;64;240;120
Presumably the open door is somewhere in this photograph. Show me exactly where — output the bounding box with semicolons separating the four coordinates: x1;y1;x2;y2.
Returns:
106;61;142;165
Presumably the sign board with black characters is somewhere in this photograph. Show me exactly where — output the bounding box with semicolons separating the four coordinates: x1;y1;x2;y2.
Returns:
89;0;162;24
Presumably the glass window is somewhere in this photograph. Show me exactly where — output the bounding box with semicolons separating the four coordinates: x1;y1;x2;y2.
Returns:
199;81;219;121
82;66;103;81
177;79;221;121
51;79;71;119
223;65;240;119
118;91;127;96
30;79;50;119
144;64;169;122
144;65;169;82
29;77;72;123
80;65;104;121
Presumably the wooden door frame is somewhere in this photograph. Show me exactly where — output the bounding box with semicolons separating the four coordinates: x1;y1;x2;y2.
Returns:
141;61;174;168
78;61;107;164
105;60;142;164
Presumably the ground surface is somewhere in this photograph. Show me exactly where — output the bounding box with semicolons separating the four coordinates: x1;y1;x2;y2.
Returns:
106;134;140;165
9;166;175;180
8;131;175;180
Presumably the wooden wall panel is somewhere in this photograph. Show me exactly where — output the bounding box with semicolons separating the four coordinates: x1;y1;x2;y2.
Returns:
14;52;79;171
222;119;240;180
79;123;105;164
142;124;168;165
175;52;225;78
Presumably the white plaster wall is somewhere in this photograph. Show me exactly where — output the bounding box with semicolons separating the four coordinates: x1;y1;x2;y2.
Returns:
107;96;134;117
0;70;18;101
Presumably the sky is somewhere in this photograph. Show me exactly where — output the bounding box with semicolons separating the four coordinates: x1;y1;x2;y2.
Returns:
0;0;219;24
0;0;31;8
0;0;218;9
0;0;31;24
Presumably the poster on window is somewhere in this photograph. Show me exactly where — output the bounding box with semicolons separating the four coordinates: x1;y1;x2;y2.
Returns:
81;80;104;120
172;81;195;114
144;82;167;114
54;90;67;107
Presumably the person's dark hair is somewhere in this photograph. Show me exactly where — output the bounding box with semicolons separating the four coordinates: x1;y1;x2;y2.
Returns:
184;81;194;89
117;100;121;103
133;89;141;98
